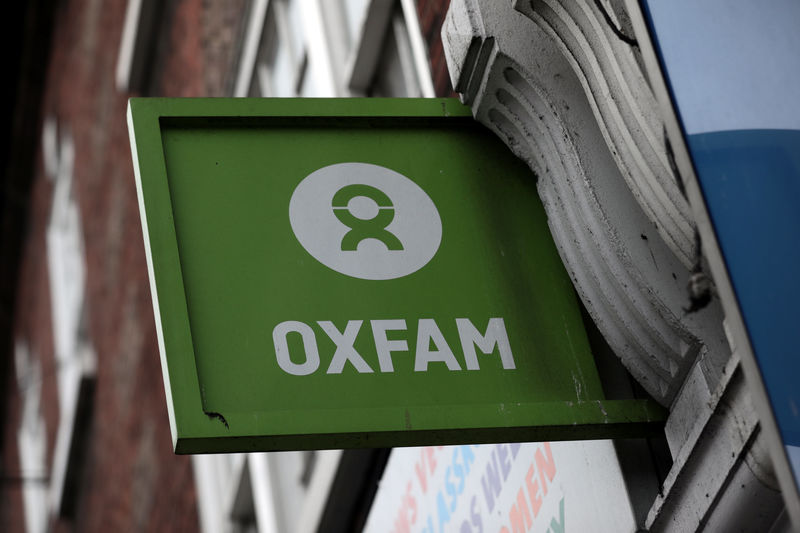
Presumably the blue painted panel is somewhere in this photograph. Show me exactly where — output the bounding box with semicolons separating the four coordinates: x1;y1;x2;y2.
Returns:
688;129;800;449
642;0;800;491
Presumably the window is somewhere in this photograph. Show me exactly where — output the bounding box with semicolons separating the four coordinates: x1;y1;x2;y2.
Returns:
193;453;262;533
14;114;96;533
15;343;48;533
42;117;96;517
334;0;418;96
250;0;309;97
235;0;316;97
233;0;433;97
115;0;164;93
366;7;420;96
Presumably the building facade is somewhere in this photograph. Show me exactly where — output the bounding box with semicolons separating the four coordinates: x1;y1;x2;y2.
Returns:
0;0;795;532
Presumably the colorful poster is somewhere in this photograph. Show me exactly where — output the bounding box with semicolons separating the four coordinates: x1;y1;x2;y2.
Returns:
364;441;635;533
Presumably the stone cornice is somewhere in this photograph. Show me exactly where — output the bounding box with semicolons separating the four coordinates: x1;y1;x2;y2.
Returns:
442;0;729;405
513;0;694;267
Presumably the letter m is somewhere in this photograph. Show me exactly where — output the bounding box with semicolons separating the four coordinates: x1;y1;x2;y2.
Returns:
456;318;516;370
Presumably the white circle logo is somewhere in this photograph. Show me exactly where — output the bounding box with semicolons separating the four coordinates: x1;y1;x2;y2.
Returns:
289;162;442;280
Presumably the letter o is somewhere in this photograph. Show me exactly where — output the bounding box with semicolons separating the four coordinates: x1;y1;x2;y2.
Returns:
272;321;320;376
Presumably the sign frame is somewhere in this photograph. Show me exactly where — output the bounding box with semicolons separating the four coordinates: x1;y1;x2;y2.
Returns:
127;97;664;454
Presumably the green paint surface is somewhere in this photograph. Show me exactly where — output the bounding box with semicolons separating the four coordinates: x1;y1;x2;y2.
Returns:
128;98;664;453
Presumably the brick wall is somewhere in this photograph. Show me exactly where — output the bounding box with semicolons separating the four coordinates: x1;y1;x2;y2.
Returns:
1;0;248;530
416;0;455;97
1;0;456;530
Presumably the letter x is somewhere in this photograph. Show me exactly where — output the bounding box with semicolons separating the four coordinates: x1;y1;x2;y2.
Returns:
318;320;374;374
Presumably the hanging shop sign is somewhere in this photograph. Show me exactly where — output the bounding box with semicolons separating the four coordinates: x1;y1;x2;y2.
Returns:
127;98;663;453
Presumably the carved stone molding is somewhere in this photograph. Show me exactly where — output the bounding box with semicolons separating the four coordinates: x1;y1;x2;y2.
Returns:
647;356;782;531
512;0;694;267
442;0;729;405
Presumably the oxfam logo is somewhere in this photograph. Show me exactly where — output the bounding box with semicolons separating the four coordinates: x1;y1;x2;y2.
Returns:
332;184;404;252
289;162;442;280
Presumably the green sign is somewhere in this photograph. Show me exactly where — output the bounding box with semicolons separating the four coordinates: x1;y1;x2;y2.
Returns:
127;98;663;454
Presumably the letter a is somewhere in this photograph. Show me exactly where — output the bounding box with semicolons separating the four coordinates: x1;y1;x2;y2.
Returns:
415;319;461;371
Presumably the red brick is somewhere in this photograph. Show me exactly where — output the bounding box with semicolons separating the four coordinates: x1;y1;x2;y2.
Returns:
3;1;457;530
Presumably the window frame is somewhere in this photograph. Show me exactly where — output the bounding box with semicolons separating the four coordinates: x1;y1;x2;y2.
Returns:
42;117;97;518
232;0;433;97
